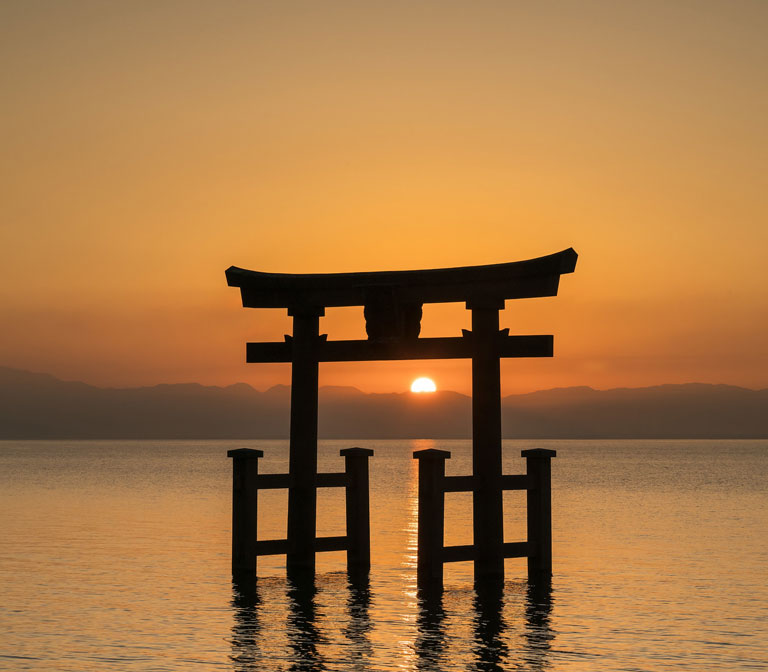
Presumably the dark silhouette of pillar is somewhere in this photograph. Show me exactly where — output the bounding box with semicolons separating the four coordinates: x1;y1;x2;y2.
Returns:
286;306;324;576
414;448;451;588
523;448;556;580
340;447;374;577
228;448;263;574
468;298;505;583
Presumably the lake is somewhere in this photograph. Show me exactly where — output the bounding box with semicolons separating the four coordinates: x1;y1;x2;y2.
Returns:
1;440;766;671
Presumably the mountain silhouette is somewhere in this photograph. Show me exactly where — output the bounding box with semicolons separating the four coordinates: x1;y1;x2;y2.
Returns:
1;366;766;439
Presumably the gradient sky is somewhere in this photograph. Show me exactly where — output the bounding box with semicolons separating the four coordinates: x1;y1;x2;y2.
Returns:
2;1;767;394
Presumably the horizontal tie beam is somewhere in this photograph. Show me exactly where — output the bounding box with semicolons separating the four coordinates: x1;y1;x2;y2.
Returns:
255;536;349;556
442;541;530;563
254;474;290;489
246;334;553;363
443;544;475;563
442;475;476;492
315;535;349;552
316;472;348;488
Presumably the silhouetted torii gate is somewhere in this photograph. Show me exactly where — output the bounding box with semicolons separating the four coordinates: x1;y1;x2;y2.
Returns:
225;248;577;586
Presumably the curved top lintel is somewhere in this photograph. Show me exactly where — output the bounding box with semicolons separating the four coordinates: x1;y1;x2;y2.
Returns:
226;247;577;309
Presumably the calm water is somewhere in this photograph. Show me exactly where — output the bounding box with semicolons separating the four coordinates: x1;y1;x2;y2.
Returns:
1;440;766;671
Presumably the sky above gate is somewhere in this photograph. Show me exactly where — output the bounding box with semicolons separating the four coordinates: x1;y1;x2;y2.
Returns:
2;1;767;394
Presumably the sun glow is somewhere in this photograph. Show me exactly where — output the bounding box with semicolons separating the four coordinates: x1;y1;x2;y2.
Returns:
410;377;437;393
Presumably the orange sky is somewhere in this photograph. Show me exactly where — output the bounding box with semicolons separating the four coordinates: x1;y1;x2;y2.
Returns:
2;1;767;394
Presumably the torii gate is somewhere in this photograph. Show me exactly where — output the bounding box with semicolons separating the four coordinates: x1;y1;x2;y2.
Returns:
225;248;577;586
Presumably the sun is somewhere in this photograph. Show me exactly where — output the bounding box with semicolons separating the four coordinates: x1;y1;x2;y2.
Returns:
410;377;437;393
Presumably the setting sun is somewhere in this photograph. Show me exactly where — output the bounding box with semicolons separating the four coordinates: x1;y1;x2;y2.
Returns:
410;377;437;393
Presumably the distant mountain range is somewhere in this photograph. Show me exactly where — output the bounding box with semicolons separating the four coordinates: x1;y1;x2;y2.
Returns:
1;366;767;439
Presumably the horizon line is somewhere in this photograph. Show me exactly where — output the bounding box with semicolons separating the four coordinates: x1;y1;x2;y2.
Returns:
2;365;766;396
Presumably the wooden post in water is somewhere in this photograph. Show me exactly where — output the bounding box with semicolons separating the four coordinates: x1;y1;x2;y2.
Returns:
286;306;324;577
414;448;451;588
227;448;263;574
340;447;375;577
522;448;556;580
468;298;505;583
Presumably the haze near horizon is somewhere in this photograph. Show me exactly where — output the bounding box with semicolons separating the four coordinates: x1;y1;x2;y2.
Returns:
2;1;767;394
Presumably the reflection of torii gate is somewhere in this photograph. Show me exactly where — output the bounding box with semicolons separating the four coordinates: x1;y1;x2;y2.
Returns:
225;248;577;586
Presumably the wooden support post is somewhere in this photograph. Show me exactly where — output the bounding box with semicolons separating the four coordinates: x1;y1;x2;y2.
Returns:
468;298;505;583
340;447;374;577
286;306;324;577
227;448;264;575
413;448;451;588
522;448;556;580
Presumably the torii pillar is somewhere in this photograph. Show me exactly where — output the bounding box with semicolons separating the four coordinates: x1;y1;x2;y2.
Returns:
469;297;506;581
286;306;323;575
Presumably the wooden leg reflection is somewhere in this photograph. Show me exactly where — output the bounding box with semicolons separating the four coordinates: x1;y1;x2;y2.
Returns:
524;579;554;667
230;573;262;672
344;576;373;668
471;581;509;670
415;587;448;671
286;575;325;671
